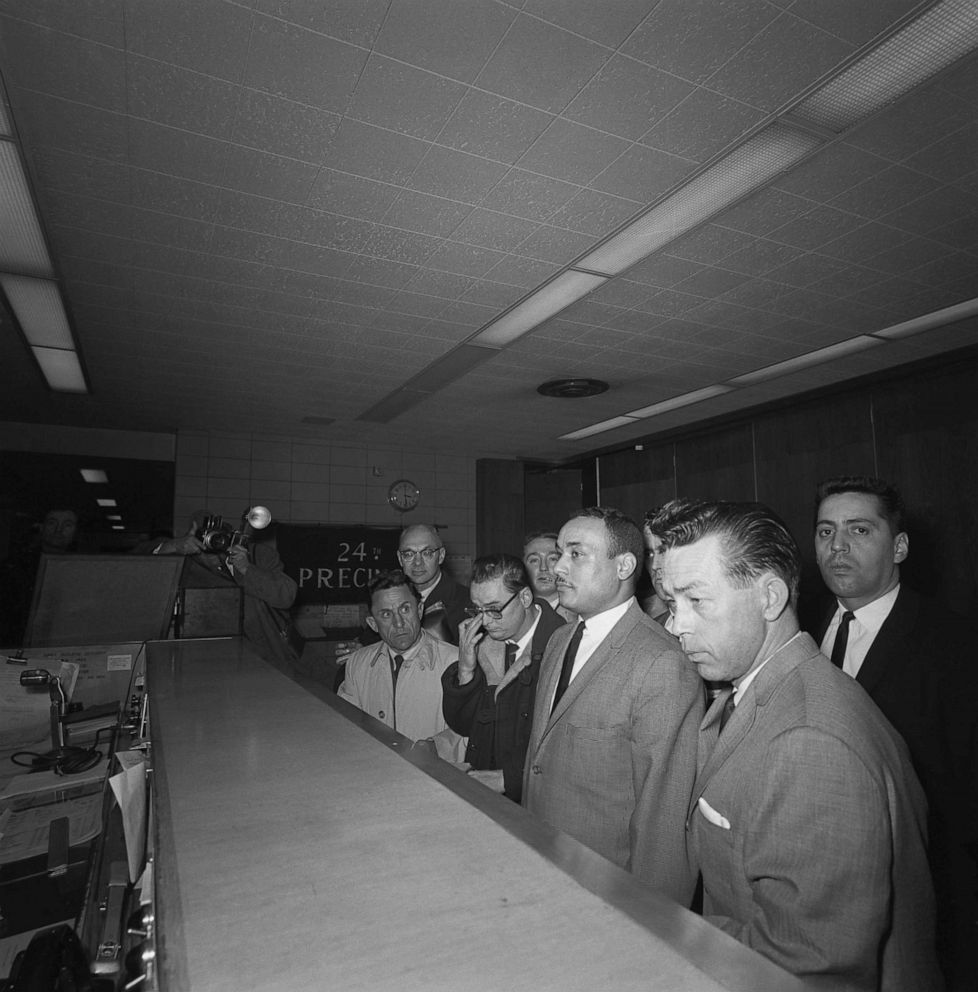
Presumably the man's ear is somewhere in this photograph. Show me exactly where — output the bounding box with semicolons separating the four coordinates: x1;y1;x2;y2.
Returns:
365;616;379;634
759;573;791;621
436;546;446;566
616;552;638;581
893;531;909;564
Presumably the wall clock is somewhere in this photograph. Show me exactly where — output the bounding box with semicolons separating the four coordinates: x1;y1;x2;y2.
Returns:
387;479;421;513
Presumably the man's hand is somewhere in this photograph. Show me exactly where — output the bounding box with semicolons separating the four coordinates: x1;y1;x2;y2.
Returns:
226;544;250;575
456;616;485;684
467;768;505;793
334;640;361;659
156;523;203;556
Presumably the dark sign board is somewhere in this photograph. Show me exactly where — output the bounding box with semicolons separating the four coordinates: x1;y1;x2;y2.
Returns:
275;524;401;606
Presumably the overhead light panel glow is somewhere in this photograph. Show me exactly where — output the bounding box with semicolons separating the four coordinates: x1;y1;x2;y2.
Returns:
559;416;639;441
626;385;735;419
470;270;608;348
794;0;978;131
729;336;884;386
1;274;74;348
577;125;821;277
96;498;117;508
871;295;978;340
31;347;87;392
0;141;53;276
80;468;109;484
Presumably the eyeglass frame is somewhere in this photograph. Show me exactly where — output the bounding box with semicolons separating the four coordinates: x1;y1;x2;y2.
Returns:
397;546;443;562
463;587;524;621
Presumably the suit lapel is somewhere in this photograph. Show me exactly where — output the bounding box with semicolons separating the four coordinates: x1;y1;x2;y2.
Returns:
535;603;641;742
855;587;917;696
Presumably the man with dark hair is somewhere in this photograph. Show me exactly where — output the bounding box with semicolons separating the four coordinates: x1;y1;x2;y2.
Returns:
522;531;575;622
337;569;460;745
659;500;941;990
642;498;705;627
813;475;975;990
441;554;564;802
522;507;703;904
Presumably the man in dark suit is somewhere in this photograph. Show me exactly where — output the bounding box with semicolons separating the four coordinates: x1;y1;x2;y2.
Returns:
659;500;941;990
441;553;564;803
813;475;976;991
397;523;470;643
522;507;703;905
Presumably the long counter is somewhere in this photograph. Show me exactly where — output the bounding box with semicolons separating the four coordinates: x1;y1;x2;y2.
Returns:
146;637;807;992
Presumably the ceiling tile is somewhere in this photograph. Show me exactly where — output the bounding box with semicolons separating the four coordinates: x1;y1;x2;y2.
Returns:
474;12;610;114
0;16;126;111
517;118;631;186
124;0;254;82
13;91;129;161
423;241;508;278
230;89;340;163
775;141;890;200
127;55;240;140
437;90;554;165
127;119;230;186
517;224;595;265
522;0;653;48
256;0;390;47
666;225;756;264
31;147;130;202
129;170;223;222
590;143;695;201
484;254;560;288
0;0;125;45
828;165;942;221
478;168;579;222
563;54;695;140
375;0;516;83
623;255;708;288
902;123;978;185
714;187;816;236
718;239;806;276
451;209;540;252
407;144;510;202
550;188;641;236
642;88;767;162
220;146;321;202
244;15;366;111
306;169;400;221
706;11;853;113
346;54;468;140
787;0;921;47
769;204;867;251
622;0;780;85
39;190;131;238
325;119;430;185
380;190;473;238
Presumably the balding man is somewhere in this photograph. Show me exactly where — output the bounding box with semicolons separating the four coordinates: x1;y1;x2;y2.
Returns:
396;523;470;645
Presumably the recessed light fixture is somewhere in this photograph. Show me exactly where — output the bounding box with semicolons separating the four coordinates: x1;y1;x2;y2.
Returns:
96;498;117;507
537;378;609;399
80;468;108;484
106;514;122;521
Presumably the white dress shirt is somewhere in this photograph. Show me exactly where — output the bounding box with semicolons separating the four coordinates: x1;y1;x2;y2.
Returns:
819;585;900;679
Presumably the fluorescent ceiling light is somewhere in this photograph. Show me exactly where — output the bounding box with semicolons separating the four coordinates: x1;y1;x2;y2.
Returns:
111;525;125;531
795;0;978;131
106;514;122;521
577;125;821;277
470;270;607;348
31;346;87;392
1;274;74;348
872;295;978;340
627;384;735;419
0;141;53;276
559;415;639;441
96;498;117;507
80;468;109;484
729;336;884;386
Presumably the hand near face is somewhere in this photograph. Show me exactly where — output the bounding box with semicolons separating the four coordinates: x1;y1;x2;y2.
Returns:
457;615;485;683
226;544;250;575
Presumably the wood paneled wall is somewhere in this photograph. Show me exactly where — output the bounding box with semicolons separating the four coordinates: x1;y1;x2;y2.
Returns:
594;352;978;617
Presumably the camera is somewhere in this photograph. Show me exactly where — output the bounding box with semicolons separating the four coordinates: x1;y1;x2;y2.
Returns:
195;506;272;553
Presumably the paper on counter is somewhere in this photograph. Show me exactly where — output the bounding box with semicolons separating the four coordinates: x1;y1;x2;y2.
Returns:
109;750;147;883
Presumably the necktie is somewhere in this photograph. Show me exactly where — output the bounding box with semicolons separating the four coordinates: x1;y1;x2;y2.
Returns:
504;641;518;672
718;690;736;734
552;621;585;713
391;653;404;685
830;611;855;669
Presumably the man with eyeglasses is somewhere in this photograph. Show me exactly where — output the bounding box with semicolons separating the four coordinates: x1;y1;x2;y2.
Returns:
522;531;576;623
396;523;471;645
441;554;565;803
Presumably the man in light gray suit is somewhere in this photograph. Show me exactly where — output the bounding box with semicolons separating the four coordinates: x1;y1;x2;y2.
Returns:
522;506;703;905
659;501;941;991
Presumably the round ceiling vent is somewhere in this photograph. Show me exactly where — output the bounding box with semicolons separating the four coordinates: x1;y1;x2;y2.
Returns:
537;377;609;399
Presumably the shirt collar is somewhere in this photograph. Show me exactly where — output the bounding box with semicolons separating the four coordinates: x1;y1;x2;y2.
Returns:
837;584;899;637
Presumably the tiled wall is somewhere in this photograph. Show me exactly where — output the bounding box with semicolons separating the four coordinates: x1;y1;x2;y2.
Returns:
174;430;476;580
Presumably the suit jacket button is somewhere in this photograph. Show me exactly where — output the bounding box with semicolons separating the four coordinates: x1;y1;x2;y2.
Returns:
531;764;541;775
378;710;386;719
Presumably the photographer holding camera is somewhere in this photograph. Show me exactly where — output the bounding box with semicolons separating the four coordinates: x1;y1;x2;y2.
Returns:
142;508;299;670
